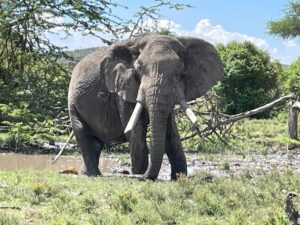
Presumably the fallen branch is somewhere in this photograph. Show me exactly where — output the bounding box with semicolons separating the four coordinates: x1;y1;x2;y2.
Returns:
181;93;297;143
228;93;296;122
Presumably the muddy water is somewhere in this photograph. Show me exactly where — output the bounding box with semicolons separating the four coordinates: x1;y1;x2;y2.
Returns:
1;150;300;179
0;153;120;174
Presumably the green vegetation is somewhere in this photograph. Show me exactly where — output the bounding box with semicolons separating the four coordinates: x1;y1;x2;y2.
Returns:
0;170;299;225
284;56;300;93
215;41;282;117
268;1;300;39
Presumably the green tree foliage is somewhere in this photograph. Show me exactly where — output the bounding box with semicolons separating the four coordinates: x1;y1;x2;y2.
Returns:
268;1;300;38
284;56;300;93
215;42;282;117
0;1;119;147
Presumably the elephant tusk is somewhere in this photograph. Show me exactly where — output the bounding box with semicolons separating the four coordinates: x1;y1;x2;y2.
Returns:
124;102;143;133
179;99;198;124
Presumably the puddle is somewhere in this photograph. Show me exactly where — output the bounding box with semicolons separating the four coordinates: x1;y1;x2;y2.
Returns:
0;153;120;174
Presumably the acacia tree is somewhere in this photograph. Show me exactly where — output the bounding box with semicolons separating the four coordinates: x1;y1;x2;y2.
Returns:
268;1;300;38
0;0;189;97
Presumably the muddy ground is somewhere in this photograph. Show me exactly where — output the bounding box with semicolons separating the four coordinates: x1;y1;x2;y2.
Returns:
1;145;300;180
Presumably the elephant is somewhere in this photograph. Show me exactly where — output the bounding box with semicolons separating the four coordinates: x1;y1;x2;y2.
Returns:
67;33;223;180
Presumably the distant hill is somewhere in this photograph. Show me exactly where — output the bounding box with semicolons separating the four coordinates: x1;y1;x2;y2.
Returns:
60;47;98;67
66;47;98;60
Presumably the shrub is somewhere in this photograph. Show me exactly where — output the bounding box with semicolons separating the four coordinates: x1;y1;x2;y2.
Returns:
284;56;300;94
216;41;283;117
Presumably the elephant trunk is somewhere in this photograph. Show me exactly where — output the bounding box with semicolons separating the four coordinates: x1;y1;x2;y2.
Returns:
144;86;170;180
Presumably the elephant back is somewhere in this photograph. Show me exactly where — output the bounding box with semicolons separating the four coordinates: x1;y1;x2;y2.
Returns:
68;47;109;107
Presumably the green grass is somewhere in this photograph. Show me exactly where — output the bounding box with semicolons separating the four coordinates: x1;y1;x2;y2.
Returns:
230;113;300;153
0;170;299;225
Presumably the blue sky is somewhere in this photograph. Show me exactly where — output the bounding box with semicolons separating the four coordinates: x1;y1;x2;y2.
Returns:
49;0;300;64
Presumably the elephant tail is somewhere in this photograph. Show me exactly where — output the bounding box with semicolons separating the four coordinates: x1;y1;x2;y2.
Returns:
52;131;74;164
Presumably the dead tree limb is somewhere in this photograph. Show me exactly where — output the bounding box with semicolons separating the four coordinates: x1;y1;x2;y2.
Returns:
228;93;296;122
181;93;297;143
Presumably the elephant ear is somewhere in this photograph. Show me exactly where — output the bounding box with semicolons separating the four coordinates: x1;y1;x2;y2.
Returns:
178;37;224;101
101;47;140;103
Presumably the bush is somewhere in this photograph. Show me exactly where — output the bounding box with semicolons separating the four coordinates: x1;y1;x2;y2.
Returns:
215;41;283;117
284;56;300;94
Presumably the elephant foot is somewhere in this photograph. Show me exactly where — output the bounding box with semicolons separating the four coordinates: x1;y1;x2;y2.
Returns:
170;166;187;180
81;166;101;177
131;164;148;175
171;171;187;180
140;170;158;181
138;174;156;181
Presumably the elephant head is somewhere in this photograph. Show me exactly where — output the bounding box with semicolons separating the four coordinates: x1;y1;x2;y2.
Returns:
102;34;223;179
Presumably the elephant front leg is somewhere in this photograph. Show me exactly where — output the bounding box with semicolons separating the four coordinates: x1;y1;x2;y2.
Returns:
117;97;149;174
165;114;187;180
129;119;149;174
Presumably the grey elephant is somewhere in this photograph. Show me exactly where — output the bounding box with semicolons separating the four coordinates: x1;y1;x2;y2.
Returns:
66;33;223;180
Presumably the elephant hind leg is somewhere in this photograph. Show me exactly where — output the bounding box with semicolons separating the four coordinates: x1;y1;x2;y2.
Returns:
70;108;104;176
79;136;103;176
165;114;187;180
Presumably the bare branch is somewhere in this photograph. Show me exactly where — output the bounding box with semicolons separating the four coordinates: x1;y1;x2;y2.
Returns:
179;92;297;144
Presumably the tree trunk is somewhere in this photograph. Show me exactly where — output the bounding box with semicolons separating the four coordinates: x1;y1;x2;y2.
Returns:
288;101;300;140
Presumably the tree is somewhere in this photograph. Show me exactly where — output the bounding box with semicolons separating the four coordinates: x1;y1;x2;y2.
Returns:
268;1;300;38
215;41;282;117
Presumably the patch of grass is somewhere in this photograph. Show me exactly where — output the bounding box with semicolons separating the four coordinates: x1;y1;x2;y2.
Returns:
0;212;20;225
225;113;300;154
0;170;299;224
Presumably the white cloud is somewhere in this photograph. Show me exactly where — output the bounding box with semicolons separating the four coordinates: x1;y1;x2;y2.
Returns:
175;19;278;55
278;42;300;64
144;18;279;56
284;40;297;48
143;19;182;32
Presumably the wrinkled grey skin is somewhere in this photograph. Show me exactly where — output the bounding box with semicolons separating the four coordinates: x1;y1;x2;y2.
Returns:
68;33;223;180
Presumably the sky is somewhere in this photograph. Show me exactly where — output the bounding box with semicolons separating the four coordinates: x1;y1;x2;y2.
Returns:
48;0;300;65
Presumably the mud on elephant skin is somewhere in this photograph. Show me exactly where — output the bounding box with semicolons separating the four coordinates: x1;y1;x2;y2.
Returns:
67;33;223;180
